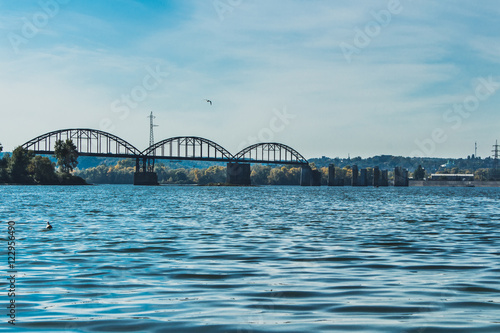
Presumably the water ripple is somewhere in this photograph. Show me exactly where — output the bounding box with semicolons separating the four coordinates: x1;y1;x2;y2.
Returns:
1;186;499;332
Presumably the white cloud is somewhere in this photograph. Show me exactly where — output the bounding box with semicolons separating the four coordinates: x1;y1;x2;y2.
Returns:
0;0;499;158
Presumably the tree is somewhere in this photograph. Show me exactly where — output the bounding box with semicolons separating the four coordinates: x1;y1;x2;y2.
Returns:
0;153;9;183
9;146;33;183
251;165;271;185
414;165;425;180
28;156;58;184
54;139;79;173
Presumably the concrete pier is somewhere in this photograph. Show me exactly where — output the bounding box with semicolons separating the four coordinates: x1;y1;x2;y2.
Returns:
301;165;321;186
134;172;158;185
352;165;359;186
328;164;344;186
373;166;380;187
394;167;409;186
328;164;335;186
381;170;389;186
226;163;251;185
311;169;322;186
359;169;368;186
300;165;312;186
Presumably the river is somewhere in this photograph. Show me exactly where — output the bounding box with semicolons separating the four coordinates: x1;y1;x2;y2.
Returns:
1;185;499;332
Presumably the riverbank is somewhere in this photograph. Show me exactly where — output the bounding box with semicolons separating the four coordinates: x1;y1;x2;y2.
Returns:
410;180;500;187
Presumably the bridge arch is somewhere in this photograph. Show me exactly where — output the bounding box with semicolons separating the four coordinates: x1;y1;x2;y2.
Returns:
234;143;309;165
21;128;142;157
142;136;234;162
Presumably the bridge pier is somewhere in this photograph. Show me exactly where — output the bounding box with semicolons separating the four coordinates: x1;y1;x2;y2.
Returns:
300;165;311;186
394;167;409;186
381;170;389;186
352;165;359;186
373;166;380;187
134;157;158;185
134;172;158;185
359;168;368;186
226;163;251;185
300;165;321;186
328;164;335;186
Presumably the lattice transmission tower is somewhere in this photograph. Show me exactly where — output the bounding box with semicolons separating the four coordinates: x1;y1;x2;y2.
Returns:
148;112;158;147
492;140;500;180
147;112;158;172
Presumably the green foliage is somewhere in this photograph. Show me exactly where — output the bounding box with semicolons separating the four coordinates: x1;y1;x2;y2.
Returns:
266;166;301;185
251;165;271;185
54;139;79;173
28;156;58;184
74;160;308;185
9;146;34;184
0;153;10;183
0;144;85;185
413;165;426;180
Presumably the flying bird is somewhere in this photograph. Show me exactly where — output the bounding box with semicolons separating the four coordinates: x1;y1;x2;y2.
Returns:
204;99;212;105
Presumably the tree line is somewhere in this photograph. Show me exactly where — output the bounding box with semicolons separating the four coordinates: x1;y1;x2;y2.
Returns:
0;140;86;185
74;161;500;185
2;139;497;185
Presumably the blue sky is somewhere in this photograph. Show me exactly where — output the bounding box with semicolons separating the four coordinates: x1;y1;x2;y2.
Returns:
0;0;499;158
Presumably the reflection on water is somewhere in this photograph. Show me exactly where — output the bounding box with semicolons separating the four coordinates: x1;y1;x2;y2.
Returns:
1;185;500;332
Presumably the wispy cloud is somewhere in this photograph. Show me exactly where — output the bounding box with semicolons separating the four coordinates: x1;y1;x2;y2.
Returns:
0;0;499;158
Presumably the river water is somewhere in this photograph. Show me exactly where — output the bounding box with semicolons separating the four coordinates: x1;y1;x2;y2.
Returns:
1;185;500;332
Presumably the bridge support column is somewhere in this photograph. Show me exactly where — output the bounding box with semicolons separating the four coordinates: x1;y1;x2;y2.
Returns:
134;157;158;185
381;170;389;186
394;167;409;187
226;163;251;185
300;165;312;186
328;164;335;186
351;165;359;186
134;172;158;185
373;166;380;187
301;165;321;186
311;169;321;186
359;168;368;186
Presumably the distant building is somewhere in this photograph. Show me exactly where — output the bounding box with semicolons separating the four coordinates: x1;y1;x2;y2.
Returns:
440;160;455;168
429;174;474;181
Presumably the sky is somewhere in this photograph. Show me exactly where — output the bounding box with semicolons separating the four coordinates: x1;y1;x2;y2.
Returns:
0;0;499;159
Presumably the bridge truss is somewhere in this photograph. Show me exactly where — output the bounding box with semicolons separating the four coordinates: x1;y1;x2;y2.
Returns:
234;143;309;165
21;129;309;167
22;129;142;158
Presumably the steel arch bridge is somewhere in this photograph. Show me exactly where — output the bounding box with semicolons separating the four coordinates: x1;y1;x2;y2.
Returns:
234;143;308;165
21;128;309;166
143;136;234;162
22;128;142;158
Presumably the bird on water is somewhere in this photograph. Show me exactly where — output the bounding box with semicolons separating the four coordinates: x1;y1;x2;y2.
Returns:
46;222;52;230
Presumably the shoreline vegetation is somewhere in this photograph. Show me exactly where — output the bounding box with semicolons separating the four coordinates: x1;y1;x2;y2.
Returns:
0;141;87;186
74;158;499;186
1;141;498;186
